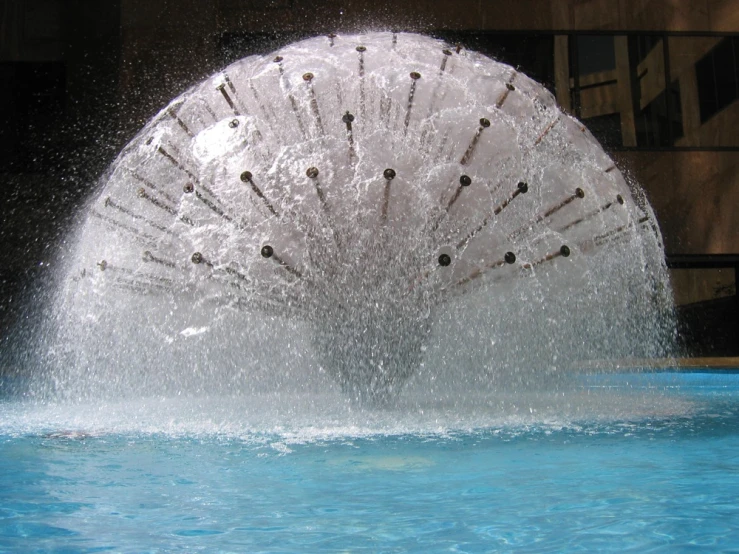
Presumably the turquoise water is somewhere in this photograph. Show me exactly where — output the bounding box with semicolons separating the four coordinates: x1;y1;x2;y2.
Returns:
1;372;738;552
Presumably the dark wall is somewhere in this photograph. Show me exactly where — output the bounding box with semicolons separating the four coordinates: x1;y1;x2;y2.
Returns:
0;1;122;340
0;0;736;363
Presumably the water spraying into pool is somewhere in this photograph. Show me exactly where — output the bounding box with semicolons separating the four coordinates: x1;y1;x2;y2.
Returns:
26;32;674;413
7;34;738;552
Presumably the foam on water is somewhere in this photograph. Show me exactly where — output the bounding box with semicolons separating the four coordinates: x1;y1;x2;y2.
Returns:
0;381;697;442
1;388;737;553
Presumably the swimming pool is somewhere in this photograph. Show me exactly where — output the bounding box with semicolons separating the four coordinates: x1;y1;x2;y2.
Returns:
1;371;738;552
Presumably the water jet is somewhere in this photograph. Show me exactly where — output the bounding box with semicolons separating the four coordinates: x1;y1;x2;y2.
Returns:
3;27;739;554
34;32;674;404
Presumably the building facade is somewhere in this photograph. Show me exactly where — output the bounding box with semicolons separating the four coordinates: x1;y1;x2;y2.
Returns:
1;0;737;353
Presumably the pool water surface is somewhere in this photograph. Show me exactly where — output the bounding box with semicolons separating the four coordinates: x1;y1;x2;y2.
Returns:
1;371;738;552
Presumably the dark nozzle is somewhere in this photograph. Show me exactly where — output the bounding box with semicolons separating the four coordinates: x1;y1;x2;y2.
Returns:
273;56;283;63
506;83;515;91
460;175;472;187
228;119;239;128
517;181;529;193
442;49;452;56
306;167;319;179
183;183;194;193
342;112;355;124
240;171;252;182
356;46;366;52
191;252;203;264
480;117;491;128
560;245;571;257
328;33;336;38
302;72;314;82
617;194;625;205
504;251;516;264
576;188;585;198
438;253;452;267
261;245;274;258
383;168;396;180
410;71;421;80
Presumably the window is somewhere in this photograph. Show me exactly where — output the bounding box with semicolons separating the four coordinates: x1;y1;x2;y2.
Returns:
577;35;616;75
696;37;739;123
634;83;683;147
631;35;661;65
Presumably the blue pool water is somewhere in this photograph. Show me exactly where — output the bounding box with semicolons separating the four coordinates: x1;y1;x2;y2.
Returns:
1;371;738;552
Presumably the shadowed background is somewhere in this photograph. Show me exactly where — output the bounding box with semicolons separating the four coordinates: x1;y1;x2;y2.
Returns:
1;0;737;361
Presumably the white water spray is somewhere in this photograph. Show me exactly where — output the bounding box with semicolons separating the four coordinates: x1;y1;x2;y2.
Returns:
30;32;675;405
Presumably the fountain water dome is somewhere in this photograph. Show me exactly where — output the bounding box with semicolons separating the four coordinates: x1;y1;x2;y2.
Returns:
33;32;675;404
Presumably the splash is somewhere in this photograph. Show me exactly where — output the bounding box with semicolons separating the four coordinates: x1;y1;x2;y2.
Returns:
28;32;675;404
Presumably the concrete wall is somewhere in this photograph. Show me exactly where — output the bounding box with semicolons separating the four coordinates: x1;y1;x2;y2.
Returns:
614;151;739;255
212;0;739;33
